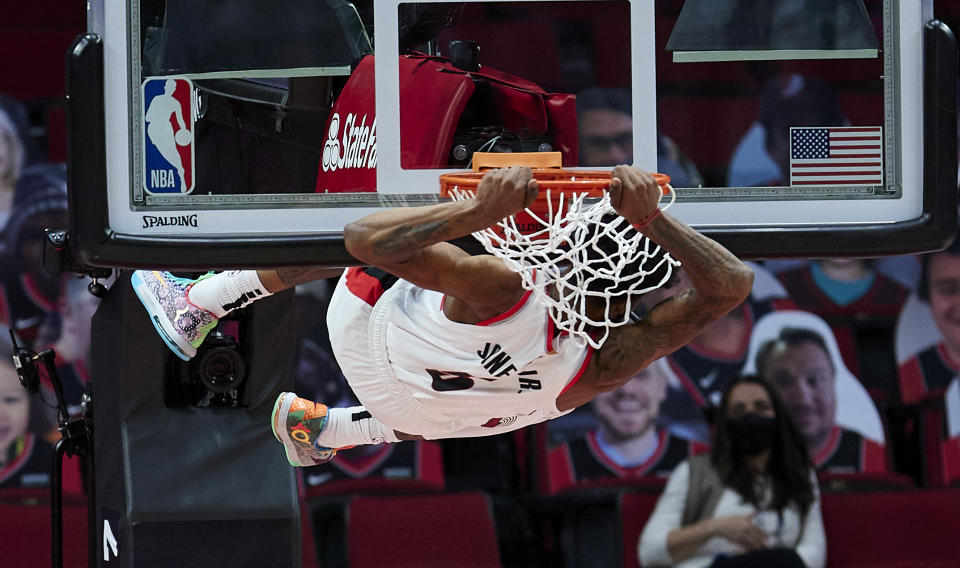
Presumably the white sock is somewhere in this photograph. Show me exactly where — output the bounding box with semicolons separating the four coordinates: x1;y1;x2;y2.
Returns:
187;270;272;317
314;406;401;447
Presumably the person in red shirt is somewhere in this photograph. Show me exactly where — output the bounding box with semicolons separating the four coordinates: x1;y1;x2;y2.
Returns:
547;358;707;493
941;379;960;485
897;239;960;485
898;240;960;404
775;259;908;402
750;313;887;474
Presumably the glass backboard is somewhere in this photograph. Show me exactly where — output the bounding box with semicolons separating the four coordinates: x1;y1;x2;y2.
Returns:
68;0;956;268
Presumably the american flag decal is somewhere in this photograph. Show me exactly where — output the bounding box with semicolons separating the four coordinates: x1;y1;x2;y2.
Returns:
789;126;883;186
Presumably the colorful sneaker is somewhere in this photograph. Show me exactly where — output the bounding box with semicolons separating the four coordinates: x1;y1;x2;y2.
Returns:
131;270;219;361
271;392;349;467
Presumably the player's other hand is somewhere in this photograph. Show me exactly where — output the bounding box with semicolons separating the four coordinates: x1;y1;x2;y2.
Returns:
474;166;539;222
607;165;662;226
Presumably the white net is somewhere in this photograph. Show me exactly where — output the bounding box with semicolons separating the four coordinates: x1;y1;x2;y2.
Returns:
449;186;680;349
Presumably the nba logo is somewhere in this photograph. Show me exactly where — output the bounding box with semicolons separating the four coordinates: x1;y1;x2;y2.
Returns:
142;77;195;194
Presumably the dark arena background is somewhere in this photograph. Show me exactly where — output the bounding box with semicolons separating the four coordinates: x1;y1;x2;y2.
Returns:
2;1;960;567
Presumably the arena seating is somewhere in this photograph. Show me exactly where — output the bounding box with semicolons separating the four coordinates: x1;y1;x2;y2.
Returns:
300;435;538;567
820;488;960;568
0;489;88;568
621;491;663;568
347;492;502;567
619;487;960;568
298;440;447;567
8;484;958;567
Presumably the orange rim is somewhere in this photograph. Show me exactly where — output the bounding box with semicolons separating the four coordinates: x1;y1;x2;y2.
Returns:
439;169;670;197
440;169;671;238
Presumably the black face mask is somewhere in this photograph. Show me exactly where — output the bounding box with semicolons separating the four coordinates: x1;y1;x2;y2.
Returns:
727;413;777;456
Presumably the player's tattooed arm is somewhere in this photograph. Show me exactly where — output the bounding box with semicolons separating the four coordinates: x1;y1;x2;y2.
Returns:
607;165;751;309
561;209;753;407
344;202;487;265
341;168;534;310
344;166;537;266
368;219;454;258
641;211;753;308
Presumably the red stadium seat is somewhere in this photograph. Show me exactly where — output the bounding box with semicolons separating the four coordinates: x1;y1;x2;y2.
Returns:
817;471;915;492
347;492;501;568
620;491;662;568
298;441;446;568
0;498;89;568
299;493;320;568
300;440;445;498
821;488;960;568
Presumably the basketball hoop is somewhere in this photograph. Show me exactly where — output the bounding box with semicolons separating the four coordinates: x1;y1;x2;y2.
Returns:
440;168;680;349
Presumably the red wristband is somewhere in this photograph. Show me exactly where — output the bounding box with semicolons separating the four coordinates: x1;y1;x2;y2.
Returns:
631;208;661;231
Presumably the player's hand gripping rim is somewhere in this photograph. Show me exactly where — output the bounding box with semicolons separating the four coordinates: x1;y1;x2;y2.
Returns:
607;166;669;230
473;166;540;223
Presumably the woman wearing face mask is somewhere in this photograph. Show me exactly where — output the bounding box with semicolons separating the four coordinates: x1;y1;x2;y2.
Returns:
639;375;825;568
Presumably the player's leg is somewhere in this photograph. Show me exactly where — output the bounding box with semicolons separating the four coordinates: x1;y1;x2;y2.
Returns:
131;267;345;361
186;267;347;315
271;388;548;468
271;392;421;467
255;267;349;293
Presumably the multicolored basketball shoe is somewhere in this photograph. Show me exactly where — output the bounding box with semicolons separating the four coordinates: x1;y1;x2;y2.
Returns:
131;270;219;361
271;392;349;467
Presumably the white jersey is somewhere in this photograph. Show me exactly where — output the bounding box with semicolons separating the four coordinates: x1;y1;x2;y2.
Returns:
327;267;592;437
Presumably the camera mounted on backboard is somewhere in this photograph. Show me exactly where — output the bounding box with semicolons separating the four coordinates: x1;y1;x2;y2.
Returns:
170;330;247;408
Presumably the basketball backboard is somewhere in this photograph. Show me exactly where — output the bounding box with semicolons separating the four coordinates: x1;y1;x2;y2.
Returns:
68;0;956;269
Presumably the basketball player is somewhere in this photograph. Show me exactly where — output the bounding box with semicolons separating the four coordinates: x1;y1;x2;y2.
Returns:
132;166;753;466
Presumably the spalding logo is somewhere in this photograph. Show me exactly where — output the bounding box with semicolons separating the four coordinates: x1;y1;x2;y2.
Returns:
141;214;199;229
322;112;377;172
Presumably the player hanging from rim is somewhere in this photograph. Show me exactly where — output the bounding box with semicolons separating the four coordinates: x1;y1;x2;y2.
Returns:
131;166;753;466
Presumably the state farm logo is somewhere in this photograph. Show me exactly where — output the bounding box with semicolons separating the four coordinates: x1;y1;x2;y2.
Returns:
322;112;377;172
